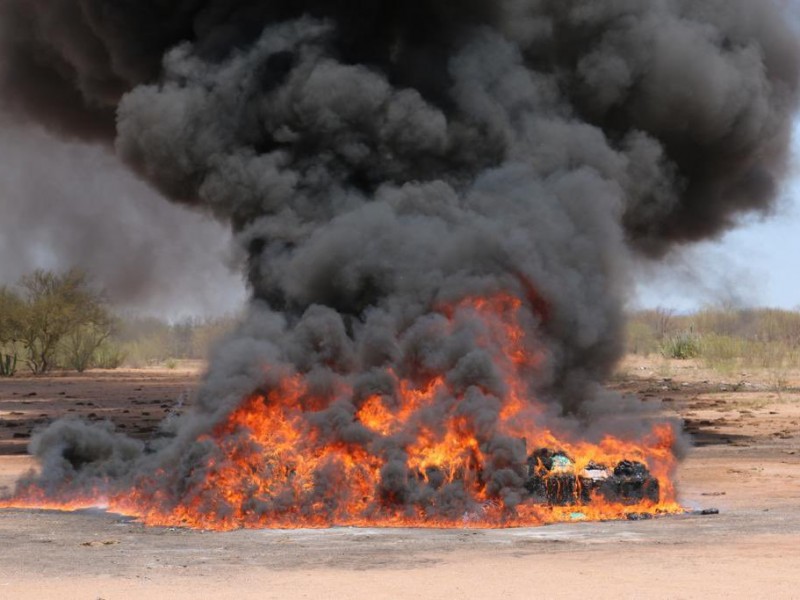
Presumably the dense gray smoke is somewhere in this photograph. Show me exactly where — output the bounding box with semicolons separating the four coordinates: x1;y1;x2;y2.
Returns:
3;1;798;522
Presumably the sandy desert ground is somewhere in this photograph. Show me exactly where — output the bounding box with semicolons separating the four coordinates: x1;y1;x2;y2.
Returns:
0;357;798;599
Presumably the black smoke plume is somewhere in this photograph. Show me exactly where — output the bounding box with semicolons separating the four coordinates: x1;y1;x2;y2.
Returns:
2;1;798;521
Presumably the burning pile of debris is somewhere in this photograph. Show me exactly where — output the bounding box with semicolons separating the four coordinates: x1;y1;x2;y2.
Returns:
525;449;660;507
0;1;792;530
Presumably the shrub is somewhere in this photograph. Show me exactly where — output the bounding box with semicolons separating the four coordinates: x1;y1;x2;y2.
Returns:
92;341;127;369
0;352;16;377
660;332;701;360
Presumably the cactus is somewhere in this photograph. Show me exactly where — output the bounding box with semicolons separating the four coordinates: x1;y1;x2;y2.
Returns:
0;352;17;377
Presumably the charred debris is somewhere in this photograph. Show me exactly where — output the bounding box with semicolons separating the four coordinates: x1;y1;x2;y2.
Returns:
525;449;659;507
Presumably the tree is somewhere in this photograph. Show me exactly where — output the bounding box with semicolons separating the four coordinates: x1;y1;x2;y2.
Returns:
62;311;117;372
15;269;113;374
0;286;23;340
0;286;24;376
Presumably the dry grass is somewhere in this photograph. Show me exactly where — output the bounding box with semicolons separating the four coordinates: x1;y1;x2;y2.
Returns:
626;307;800;394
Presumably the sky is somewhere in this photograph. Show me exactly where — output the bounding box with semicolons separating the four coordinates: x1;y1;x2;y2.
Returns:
634;122;800;312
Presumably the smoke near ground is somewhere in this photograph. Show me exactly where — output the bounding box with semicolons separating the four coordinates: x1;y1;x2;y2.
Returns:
1;1;798;520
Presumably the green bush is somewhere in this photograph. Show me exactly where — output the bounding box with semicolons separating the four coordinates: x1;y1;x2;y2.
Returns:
626;306;800;390
660;332;701;360
0;269;240;373
92;341;127;369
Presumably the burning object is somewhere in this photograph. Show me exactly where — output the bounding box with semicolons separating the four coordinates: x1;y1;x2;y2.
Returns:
2;295;682;529
0;1;797;530
525;451;659;507
611;461;661;505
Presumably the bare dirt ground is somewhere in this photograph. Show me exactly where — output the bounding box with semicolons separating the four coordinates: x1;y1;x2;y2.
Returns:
0;357;798;599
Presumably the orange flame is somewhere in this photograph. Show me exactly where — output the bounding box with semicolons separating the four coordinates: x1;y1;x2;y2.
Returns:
1;292;682;529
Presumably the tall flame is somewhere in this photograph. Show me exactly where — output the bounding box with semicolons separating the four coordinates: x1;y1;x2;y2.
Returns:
1;292;681;529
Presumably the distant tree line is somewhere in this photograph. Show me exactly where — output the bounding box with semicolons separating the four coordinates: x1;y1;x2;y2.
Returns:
626;306;800;391
0;269;236;376
627;306;800;357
